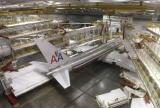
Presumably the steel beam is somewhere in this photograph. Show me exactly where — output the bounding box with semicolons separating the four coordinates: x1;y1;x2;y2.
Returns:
0;3;158;16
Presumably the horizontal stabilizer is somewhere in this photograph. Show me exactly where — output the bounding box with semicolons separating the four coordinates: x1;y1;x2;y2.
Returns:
51;68;70;89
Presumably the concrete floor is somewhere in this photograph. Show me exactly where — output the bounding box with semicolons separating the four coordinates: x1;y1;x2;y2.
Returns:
1;61;130;108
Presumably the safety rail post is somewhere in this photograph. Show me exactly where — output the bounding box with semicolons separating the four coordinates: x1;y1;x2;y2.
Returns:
0;72;18;107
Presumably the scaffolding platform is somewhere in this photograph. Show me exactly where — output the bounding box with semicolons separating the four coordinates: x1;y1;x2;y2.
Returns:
4;65;49;97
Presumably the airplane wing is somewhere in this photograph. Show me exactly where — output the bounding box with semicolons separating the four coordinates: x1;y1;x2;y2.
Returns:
101;51;136;72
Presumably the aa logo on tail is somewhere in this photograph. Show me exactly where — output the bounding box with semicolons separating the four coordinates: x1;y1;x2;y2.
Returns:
51;50;63;64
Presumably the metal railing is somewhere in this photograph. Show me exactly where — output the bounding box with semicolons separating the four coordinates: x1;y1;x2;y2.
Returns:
133;59;160;108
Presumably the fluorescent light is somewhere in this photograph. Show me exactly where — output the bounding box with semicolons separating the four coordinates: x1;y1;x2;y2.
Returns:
56;8;65;10
113;0;129;2
54;2;62;5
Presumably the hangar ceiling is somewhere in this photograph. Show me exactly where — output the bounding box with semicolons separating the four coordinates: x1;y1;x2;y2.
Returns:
0;0;159;19
1;0;160;5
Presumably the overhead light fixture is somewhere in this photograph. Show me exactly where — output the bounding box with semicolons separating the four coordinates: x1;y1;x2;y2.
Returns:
56;8;65;10
144;1;152;3
113;0;129;2
88;0;129;3
46;1;54;5
52;20;61;23
54;2;62;5
147;10;155;12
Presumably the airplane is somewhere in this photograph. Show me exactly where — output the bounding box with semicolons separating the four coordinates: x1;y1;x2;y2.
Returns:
30;37;122;89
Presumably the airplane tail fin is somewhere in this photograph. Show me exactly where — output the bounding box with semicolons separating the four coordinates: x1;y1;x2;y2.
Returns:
35;38;69;65
34;38;70;89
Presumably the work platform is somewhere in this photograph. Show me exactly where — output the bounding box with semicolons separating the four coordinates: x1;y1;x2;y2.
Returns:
125;24;160;108
4;65;49;97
